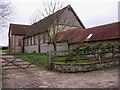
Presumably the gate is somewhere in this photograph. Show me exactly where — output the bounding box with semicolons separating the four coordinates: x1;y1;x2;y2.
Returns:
1;54;35;70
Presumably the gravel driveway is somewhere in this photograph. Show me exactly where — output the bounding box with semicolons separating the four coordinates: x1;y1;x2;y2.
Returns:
2;65;118;88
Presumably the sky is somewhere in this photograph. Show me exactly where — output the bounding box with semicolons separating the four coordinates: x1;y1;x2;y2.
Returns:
0;0;119;46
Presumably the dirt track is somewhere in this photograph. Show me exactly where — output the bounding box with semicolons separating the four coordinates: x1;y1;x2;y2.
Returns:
2;65;118;88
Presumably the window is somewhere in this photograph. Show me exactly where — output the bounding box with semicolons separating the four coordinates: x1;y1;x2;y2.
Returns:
86;34;93;41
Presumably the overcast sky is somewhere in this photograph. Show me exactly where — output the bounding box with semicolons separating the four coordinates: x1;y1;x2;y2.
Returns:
0;0;119;46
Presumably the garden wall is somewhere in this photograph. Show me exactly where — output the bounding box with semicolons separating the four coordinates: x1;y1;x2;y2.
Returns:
52;59;119;73
69;40;120;51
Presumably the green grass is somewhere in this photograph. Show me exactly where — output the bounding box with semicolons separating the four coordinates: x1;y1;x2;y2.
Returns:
53;55;114;64
12;53;117;68
13;53;48;68
53;55;89;62
53;55;70;62
2;49;9;54
54;59;114;64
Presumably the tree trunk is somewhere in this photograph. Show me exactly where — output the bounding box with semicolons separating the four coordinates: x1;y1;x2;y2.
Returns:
53;43;57;51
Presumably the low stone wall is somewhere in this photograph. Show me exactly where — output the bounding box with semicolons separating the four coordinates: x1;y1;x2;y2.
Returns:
52;60;119;73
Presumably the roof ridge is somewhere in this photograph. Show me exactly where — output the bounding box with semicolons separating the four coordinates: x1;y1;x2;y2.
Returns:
87;21;119;30
10;23;30;26
32;4;70;26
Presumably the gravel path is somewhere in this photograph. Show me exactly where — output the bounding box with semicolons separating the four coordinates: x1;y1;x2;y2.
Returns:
2;65;118;88
1;54;118;88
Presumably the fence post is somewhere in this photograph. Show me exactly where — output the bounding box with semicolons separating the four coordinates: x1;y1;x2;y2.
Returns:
47;51;53;69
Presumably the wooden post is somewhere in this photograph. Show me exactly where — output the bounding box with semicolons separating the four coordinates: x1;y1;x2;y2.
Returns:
47;51;53;69
112;45;115;60
98;48;101;61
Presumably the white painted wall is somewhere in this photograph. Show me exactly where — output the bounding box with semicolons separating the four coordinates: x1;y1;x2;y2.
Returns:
24;45;39;53
24;43;68;53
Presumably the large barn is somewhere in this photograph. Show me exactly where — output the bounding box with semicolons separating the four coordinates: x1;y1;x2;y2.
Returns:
8;5;119;53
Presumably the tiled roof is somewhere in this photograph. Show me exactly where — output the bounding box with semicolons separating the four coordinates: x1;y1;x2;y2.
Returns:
57;22;120;43
26;5;70;36
9;5;85;37
9;24;30;36
26;5;85;36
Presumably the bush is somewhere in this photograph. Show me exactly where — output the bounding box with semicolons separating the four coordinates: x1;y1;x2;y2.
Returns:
52;42;120;64
72;42;119;61
2;46;8;50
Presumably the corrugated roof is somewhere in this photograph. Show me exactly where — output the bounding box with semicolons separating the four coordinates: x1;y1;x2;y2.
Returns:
57;27;85;43
86;22;120;42
57;22;120;43
9;24;31;36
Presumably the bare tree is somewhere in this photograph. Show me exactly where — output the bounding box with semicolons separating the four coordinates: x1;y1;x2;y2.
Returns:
31;0;77;51
0;0;12;28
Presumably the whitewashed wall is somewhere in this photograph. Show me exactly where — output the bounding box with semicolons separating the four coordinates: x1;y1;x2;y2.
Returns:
24;45;39;53
24;43;68;53
41;43;68;53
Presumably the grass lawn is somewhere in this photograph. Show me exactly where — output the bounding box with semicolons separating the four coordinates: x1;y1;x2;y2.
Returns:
1;49;9;54
13;53;48;68
53;55;114;64
12;53;117;68
53;55;70;62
